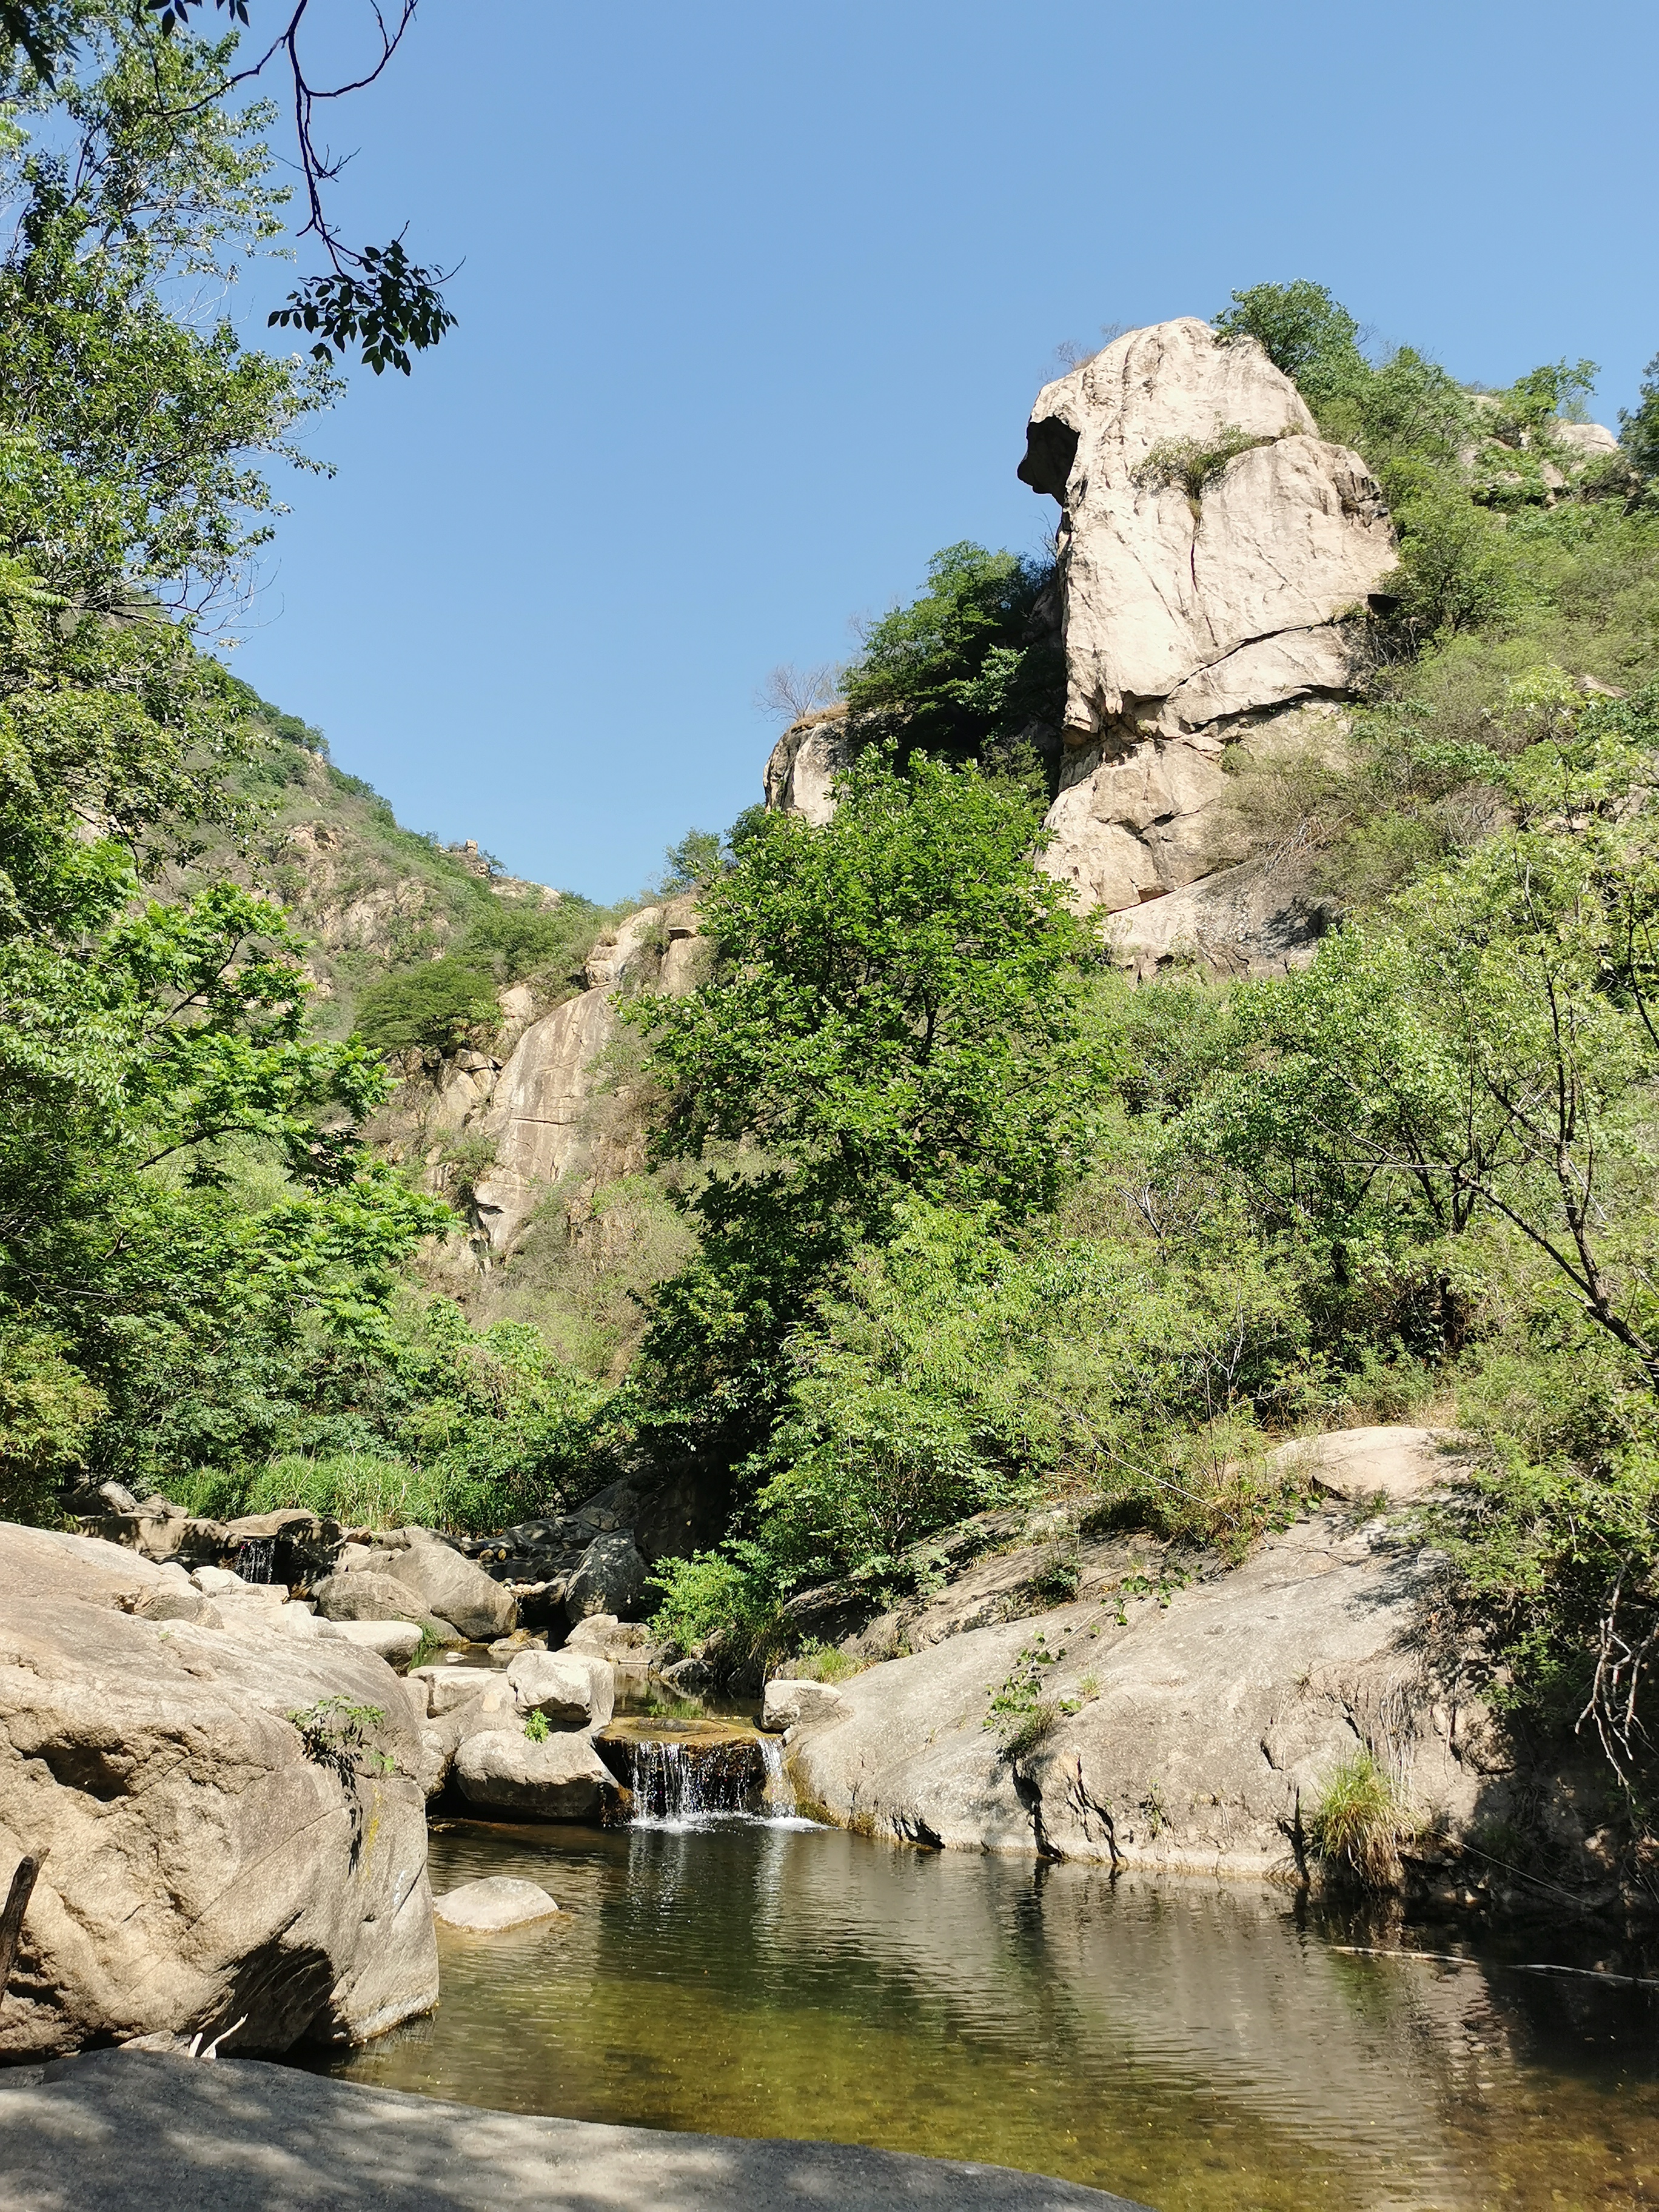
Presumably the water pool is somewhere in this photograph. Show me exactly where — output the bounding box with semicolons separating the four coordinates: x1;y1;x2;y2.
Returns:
316;1815;1659;2209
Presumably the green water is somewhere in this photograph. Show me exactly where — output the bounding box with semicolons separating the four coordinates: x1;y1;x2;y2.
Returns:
322;1817;1659;2210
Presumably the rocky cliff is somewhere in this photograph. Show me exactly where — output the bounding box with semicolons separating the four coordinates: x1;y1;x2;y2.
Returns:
1017;318;1398;966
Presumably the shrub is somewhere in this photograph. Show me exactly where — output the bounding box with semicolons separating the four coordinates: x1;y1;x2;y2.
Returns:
1131;423;1274;502
1307;1749;1413;1887
355;957;501;1055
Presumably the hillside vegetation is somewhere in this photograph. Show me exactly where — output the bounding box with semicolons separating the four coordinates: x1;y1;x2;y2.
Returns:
2;18;1658;1854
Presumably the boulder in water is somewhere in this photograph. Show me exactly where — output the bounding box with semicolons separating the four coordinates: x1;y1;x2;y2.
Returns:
762;1679;844;1732
506;1649;613;1731
432;1876;559;1931
454;1728;625;1822
564;1532;647;1623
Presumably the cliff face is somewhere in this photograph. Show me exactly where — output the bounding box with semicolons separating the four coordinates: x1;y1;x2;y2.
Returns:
1018;319;1398;937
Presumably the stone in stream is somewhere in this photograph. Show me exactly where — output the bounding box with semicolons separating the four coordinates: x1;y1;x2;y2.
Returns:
312;1568;424;1626
407;1663;498;1717
432;1876;560;1932
321;1620;423;1664
454;1728;626;1822
564;1530;648;1623
377;1528;518;1642
506;1649;614;1731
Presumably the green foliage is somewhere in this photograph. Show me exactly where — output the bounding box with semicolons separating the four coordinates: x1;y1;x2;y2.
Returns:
1623;352;1659;486
1132;423;1275;501
286;1697;391;1789
657;828;723;894
354;957;503;1056
624;751;1110;1474
1307;1749;1412;1888
522;1708;550;1743
647;1539;789;1664
0;1321;103;1520
841;542;1062;769
1213;280;1365;404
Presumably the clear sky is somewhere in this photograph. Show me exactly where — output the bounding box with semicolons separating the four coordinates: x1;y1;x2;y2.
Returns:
223;0;1659;903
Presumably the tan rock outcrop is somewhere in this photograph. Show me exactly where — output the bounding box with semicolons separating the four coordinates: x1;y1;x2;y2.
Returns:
764;706;851;825
1019;318;1397;919
0;1524;436;2057
791;1508;1496;1875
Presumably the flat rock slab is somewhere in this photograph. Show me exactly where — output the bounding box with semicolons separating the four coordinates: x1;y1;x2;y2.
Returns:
432;1877;559;1931
0;2050;1148;2210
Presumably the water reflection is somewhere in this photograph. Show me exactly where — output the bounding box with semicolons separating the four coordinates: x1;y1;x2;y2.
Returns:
318;1820;1659;2210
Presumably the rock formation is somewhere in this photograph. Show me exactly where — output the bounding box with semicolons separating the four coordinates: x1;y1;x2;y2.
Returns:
465;898;702;1255
764;705;853;825
1017;318;1399;935
0;1524;437;2059
789;1498;1510;1878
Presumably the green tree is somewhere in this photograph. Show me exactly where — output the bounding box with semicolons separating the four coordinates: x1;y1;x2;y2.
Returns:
1622;350;1659;484
842;542;1062;771
625;750;1109;1469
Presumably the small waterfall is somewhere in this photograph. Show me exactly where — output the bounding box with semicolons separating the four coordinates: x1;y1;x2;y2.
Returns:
597;1718;803;1828
235;1535;278;1584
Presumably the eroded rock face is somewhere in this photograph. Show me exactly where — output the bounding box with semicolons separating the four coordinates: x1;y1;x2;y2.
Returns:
1020;318;1397;917
764;707;852;825
791;1511;1500;1875
0;1524;437;2058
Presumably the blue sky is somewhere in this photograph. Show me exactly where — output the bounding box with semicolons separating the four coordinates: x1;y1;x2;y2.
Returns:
224;0;1659;903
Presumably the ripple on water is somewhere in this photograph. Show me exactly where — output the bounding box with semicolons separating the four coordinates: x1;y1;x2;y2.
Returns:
310;1820;1659;2212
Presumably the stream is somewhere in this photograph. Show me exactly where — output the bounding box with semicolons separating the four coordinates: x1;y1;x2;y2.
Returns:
311;1695;1659;2211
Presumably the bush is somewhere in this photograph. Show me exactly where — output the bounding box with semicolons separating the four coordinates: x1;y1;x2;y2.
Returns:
1307;1749;1414;1887
355;957;502;1055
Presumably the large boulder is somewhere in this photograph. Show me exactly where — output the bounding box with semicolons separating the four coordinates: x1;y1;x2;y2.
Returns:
378;1532;517;1642
407;1664;499;1718
790;1512;1501;1875
762;1679;843;1732
763;706;853;825
312;1569;424;1626
0;1523;437;2058
506;1650;614;1731
1268;1425;1462;1505
453;1728;626;1822
1019;319;1397;919
565;1531;647;1624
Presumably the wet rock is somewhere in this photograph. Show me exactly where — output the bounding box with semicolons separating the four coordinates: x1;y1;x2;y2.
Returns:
565;1532;647;1624
506;1651;614;1732
432;1876;560;1932
453;1728;626;1822
0;1521;437;2058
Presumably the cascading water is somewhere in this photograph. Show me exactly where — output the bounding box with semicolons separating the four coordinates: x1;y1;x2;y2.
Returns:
595;1717;813;1831
235;1535;278;1584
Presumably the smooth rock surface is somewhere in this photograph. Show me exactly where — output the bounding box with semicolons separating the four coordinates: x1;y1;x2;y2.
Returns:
432;1876;560;1931
380;1530;517;1641
0;2049;1142;2210
409;1663;498;1717
320;1619;423;1663
0;1524;437;2057
507;1649;614;1731
792;1510;1496;1874
312;1568;423;1626
763;1678;844;1732
454;1727;625;1822
1268;1425;1462;1504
